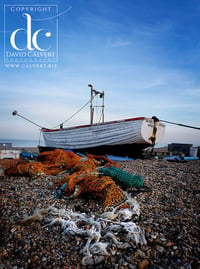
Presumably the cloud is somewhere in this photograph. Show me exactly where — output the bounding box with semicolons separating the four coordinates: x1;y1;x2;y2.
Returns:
180;88;200;97
105;38;132;48
153;102;198;110
134;21;174;38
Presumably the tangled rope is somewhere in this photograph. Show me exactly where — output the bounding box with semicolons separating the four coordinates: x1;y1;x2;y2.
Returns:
20;196;146;266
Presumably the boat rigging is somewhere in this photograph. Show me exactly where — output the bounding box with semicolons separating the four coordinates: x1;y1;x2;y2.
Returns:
88;84;104;125
12;84;200;132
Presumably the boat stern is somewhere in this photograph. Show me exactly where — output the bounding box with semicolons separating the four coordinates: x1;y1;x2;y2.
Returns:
141;118;165;145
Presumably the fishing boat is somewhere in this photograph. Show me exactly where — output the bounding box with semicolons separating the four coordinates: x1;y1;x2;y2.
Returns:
40;85;165;157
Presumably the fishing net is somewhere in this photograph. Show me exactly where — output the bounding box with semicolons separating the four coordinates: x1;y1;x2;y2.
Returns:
38;149;82;172
4;149;82;177
0;159;23;170
98;166;143;188
3;149;129;209
4;149;119;177
73;156;97;172
63;172;126;209
86;154;120;168
4;160;44;177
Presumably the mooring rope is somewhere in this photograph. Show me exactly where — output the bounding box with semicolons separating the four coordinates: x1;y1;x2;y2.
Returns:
160;119;200;131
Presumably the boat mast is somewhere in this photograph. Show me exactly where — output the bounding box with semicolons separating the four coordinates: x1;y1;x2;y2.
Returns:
88;84;104;125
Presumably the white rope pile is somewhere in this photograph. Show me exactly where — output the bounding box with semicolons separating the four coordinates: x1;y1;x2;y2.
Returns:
21;193;146;266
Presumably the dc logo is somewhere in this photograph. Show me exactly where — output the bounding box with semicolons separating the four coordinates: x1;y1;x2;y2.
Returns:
10;13;51;51
4;4;71;66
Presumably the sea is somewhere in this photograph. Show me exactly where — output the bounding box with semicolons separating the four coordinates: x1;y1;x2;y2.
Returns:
0;138;45;148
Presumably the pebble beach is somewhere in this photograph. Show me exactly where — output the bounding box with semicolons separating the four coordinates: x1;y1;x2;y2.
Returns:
0;158;199;269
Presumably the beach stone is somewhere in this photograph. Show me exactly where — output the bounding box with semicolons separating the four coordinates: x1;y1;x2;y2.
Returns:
156;245;164;253
0;165;4;178
0;159;199;268
42;256;47;262
137;259;149;269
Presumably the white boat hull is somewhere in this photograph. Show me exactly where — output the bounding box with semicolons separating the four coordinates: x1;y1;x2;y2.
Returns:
41;117;165;157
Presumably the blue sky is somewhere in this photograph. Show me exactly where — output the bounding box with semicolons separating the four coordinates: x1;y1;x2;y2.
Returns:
0;0;200;147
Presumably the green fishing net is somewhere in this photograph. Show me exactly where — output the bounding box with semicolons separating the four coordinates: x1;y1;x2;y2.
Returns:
98;166;143;189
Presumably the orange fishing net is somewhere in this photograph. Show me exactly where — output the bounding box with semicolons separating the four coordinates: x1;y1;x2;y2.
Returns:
0;159;23;170
38;149;81;171
3;149;125;209
1;159;44;177
5;161;44;177
55;171;125;209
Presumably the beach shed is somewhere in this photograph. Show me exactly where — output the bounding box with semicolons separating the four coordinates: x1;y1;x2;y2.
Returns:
0;149;21;159
168;143;192;156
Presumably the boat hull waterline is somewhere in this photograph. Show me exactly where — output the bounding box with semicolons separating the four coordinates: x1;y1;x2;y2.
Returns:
41;117;165;157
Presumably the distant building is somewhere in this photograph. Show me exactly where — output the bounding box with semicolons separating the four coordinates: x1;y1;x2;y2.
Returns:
143;143;199;158
143;146;169;158
0;143;12;150
0;149;21;159
168;143;192;156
